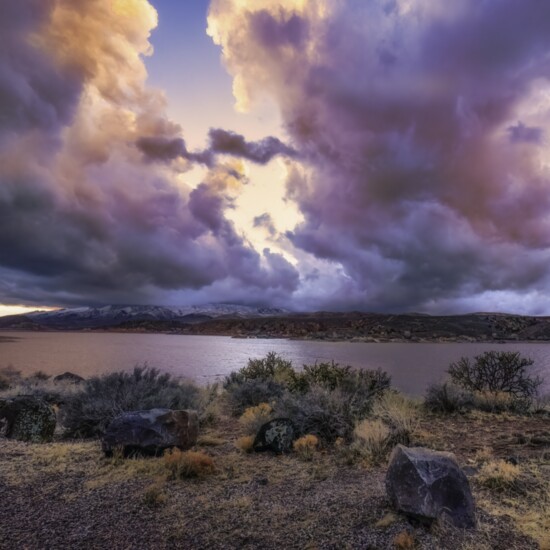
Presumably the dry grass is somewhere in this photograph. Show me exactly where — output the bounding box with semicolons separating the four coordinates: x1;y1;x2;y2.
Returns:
476;460;550;548
351;419;390;465
293;434;319;461
235;435;255;453
142;482;167;508
375;512;399;528
393;530;416;549
197;435;226;447
163;449;215;479
478;460;522;492
1;406;546;549
372;391;420;440
238;402;272;435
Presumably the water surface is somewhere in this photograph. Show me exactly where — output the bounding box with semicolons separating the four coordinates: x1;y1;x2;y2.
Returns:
1;332;548;395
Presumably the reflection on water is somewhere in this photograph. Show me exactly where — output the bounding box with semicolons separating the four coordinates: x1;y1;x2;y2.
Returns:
0;331;549;395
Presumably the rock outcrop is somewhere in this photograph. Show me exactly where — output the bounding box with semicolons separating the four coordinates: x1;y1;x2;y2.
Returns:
101;409;199;456
386;445;476;529
0;396;56;442
253;418;296;454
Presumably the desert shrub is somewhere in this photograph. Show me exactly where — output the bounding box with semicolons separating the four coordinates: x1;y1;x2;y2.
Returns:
351;419;391;466
27;370;51;382
424;381;474;413
274;386;361;443
225;378;284;416
290;363;391;398
238;403;272;434
163;449;215;479
478;459;522;492
196;383;221;426
448;351;542;402
235;435;255;453
471;390;530;413
0;366;21;391
61;366;200;438
291;361;353;392
293;434;319;461
372;391;420;445
224;352;295;387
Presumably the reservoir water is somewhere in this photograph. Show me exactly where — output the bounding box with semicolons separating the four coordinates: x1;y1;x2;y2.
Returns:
1;332;549;395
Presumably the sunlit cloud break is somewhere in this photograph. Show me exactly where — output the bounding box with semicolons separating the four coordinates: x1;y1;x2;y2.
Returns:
3;0;550;314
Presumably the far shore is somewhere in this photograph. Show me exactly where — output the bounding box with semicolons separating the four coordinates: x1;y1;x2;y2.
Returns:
2;327;550;345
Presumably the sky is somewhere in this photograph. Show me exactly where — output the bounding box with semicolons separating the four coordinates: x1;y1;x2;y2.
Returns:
2;0;550;316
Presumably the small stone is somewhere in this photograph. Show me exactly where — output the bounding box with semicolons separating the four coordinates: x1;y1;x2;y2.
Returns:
386;445;476;529
0;396;56;442
253;418;296;454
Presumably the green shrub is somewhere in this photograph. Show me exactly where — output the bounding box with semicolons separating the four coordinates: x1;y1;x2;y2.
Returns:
289;362;391;397
274;386;351;442
424;381;474;413
448;351;542;402
274;382;386;444
224;352;294;387
292;361;352;392
61;366;199;438
224;378;285;416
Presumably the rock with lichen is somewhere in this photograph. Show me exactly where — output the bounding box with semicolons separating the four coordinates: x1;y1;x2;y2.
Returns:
0;395;56;442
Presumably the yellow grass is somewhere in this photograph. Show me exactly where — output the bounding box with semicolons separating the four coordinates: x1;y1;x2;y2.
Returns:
238;403;272;435
293;434;319;461
163;449;215;479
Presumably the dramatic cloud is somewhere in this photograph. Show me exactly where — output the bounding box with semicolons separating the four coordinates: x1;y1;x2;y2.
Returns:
136;128;296;166
0;0;299;308
208;0;550;312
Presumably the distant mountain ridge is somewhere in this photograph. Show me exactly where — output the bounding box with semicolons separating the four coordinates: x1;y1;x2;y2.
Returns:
16;304;289;329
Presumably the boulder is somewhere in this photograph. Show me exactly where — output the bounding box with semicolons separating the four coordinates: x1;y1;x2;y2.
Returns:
53;372;84;384
253;418;296;454
386;445;476;529
0;396;56;442
101;409;199;457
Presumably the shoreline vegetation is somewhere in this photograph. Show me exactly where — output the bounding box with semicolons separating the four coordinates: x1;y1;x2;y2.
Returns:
1;352;549;549
5;312;550;343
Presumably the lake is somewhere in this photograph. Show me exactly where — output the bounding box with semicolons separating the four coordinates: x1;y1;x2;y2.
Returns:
1;332;549;395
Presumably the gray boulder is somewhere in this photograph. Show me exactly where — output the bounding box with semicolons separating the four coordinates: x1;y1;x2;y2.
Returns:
101;409;199;456
0;396;56;442
253;418;296;454
386;445;476;529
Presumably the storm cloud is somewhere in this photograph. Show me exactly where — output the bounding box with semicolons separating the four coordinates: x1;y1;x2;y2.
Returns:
0;0;299;308
208;0;550;312
136;128;296;166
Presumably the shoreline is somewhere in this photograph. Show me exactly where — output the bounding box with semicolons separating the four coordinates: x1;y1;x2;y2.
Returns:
2;327;550;345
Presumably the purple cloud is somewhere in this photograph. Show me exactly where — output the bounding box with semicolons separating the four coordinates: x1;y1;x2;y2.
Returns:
209;0;550;312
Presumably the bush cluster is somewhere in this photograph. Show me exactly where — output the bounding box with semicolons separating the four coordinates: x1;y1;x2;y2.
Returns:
62;366;200;438
225;353;392;444
426;351;543;414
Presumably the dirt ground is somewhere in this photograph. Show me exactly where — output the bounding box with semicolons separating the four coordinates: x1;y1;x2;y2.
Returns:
0;412;549;549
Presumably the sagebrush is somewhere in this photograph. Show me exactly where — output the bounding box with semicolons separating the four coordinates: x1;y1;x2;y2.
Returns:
62;366;199;438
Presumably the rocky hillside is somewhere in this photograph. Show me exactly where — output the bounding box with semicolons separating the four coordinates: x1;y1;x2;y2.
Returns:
3;307;550;342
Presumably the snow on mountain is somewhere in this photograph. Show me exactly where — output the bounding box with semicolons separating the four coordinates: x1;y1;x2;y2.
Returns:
25;304;288;327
